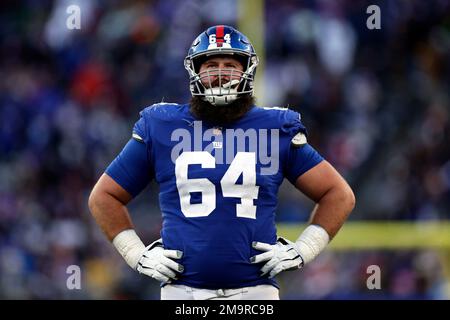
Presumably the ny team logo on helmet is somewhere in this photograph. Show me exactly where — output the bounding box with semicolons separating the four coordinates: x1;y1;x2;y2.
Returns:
184;25;259;106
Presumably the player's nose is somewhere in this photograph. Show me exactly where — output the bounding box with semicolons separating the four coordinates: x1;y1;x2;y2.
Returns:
210;70;230;81
212;65;230;75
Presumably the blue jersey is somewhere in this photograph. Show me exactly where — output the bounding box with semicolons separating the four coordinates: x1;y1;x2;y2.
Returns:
106;103;323;289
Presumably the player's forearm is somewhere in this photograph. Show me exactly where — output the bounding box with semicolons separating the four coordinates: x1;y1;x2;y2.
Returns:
88;190;134;242
309;184;355;239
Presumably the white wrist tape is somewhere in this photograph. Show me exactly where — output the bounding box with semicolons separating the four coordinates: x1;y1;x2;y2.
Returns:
294;224;330;265
112;229;146;270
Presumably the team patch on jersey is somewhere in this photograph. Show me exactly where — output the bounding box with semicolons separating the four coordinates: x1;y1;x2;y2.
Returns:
132;133;144;142
212;141;222;149
291;132;307;148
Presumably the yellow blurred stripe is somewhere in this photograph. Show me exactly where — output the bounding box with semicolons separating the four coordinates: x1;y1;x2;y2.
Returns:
277;221;450;250
237;0;266;105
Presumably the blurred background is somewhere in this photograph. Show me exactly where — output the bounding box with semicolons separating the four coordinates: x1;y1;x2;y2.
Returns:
0;0;449;299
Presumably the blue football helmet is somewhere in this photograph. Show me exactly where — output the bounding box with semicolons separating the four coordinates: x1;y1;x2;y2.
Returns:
184;25;259;106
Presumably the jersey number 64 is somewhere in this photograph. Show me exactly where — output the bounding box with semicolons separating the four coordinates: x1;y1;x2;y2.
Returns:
175;151;260;219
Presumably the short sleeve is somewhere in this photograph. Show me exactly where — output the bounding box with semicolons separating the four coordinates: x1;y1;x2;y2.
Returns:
284;144;324;185
105;112;154;197
131;110;148;144
278;109;323;184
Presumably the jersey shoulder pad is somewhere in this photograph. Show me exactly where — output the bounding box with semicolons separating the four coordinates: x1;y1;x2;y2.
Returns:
132;103;182;143
141;102;187;122
261;106;307;137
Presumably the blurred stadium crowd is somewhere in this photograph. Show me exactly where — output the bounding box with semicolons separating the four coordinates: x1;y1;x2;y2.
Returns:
0;0;449;299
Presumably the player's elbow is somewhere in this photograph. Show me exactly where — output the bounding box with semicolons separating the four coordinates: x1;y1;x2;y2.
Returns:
88;187;98;215
88;184;103;217
341;184;356;214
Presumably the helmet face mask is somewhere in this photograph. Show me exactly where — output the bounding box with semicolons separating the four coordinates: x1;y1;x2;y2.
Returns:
184;25;259;106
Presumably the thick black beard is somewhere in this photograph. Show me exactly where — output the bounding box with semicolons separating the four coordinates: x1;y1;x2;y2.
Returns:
189;95;255;125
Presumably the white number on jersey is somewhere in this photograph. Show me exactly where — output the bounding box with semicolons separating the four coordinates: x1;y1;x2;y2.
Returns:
221;152;259;219
175;152;216;217
175;151;259;219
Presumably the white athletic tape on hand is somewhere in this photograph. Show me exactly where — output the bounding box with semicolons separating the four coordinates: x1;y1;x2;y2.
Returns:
112;229;146;270
294;224;330;264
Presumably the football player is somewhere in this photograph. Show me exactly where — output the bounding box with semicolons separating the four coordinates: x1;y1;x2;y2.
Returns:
88;25;355;300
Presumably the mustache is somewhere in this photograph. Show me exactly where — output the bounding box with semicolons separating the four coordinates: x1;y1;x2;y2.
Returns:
205;78;239;89
201;77;228;88
210;78;223;87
